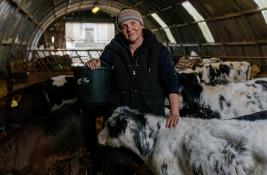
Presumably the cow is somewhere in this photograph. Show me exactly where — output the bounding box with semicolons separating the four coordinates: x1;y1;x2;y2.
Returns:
43;75;77;111
199;61;250;83
0;75;77;131
98;106;267;175
176;73;267;119
175;57;250;83
0;103;87;175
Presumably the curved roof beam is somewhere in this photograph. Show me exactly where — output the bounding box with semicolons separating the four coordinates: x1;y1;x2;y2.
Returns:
150;13;177;43
254;0;267;23
181;1;214;43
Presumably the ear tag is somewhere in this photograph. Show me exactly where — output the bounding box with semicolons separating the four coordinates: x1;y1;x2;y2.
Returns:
11;99;18;108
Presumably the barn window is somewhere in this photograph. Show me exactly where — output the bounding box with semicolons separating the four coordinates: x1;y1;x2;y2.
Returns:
182;1;214;43
65;22;115;50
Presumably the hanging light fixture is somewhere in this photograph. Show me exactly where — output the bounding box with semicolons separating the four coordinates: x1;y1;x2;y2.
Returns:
92;6;100;14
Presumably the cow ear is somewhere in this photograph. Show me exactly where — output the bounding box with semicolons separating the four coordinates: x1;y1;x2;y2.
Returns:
10;94;21;108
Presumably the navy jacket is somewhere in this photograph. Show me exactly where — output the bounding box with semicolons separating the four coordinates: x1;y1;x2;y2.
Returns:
100;29;179;115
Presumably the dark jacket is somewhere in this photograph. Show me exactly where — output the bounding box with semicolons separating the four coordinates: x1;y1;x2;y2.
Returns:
100;29;179;115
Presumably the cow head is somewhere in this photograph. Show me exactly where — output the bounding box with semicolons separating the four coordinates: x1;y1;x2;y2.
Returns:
0;92;36;130
98;106;146;152
0;83;52;131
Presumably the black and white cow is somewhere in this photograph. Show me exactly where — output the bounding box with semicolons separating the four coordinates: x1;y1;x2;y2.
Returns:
99;106;267;175
43;75;77;111
177;60;250;83
0;75;77;130
176;73;267;119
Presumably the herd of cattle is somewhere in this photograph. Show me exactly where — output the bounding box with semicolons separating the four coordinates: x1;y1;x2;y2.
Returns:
0;59;267;174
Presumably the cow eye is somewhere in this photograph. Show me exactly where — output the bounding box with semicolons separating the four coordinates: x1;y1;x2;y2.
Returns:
109;119;116;127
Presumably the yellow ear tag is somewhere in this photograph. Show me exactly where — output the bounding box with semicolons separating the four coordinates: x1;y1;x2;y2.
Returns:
11;100;18;108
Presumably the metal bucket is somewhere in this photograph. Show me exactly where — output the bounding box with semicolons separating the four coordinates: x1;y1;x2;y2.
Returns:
73;66;111;105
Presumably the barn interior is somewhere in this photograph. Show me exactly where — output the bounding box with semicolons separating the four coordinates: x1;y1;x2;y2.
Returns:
0;0;267;97
0;0;267;174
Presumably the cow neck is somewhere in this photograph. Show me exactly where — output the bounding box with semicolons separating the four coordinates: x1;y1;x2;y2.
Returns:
134;116;165;160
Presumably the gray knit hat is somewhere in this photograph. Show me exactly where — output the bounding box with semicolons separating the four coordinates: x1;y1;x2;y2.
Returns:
117;9;144;27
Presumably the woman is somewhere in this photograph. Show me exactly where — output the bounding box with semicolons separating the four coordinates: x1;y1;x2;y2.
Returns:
86;8;180;174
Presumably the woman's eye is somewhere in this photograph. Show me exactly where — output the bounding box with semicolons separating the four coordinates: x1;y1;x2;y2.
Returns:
131;21;136;25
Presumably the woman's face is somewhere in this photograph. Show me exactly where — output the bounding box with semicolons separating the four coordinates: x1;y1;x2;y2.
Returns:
120;20;144;44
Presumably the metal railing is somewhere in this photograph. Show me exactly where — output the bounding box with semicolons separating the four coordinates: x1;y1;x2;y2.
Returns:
28;49;104;72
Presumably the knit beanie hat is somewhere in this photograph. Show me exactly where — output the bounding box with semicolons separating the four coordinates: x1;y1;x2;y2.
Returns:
117;9;144;27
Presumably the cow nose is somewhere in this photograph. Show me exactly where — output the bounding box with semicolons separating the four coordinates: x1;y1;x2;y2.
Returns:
98;131;107;145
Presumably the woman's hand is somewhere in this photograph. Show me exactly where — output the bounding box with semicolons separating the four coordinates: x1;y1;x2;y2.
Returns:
166;113;179;128
85;58;101;69
166;93;180;128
